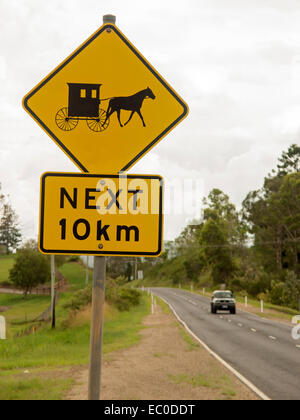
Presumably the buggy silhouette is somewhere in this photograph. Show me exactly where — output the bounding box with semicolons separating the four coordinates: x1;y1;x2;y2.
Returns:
55;83;110;132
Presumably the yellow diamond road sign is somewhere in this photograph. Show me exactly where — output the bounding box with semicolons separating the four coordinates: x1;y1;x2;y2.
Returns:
23;23;189;173
39;173;164;256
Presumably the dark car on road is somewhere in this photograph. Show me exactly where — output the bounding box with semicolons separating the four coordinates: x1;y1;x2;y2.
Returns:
211;291;236;314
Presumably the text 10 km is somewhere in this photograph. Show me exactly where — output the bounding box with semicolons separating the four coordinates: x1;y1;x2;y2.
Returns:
59;219;140;243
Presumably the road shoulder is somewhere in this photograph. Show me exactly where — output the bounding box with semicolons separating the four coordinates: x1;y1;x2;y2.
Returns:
67;302;258;400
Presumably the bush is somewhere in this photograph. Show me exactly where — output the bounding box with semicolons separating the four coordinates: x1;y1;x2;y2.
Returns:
106;282;141;311
228;278;243;293
9;249;50;296
197;270;213;288
270;271;300;310
63;280;142;314
116;288;141;311
63;286;92;312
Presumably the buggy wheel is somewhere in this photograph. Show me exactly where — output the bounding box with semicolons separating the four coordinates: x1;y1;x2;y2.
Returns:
86;109;109;132
55;108;78;131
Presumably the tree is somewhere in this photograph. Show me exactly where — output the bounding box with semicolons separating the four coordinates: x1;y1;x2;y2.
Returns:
9;249;50;297
277;173;300;274
199;219;235;285
0;202;22;254
242;145;300;275
277;144;300;176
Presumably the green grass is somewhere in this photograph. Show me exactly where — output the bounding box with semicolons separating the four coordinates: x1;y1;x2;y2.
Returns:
0;294;51;337
168;372;237;399
0;294;150;371
59;262;92;292
0;255;14;285
0;296;149;399
234;294;298;319
0;261;91;337
0;262;150;399
169;373;212;388
156;297;171;315
0;375;74;400
177;324;200;351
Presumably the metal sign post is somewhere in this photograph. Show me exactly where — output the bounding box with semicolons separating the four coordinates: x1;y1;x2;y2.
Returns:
88;255;106;400
87;14;114;402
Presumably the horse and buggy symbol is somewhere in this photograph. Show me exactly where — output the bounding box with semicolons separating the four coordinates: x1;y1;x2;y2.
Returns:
55;83;155;132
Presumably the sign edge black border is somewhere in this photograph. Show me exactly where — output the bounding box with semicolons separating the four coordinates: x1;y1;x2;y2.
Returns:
23;24;188;174
39;172;164;256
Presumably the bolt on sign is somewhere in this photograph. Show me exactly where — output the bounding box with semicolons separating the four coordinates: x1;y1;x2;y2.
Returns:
39;173;164;256
22;23;189;174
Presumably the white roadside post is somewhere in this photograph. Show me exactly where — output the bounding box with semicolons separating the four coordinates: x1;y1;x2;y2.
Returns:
0;316;6;340
203;288;205;296
245;296;248;307
261;299;264;313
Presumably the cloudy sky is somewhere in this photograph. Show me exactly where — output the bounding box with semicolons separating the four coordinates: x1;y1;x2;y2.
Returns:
1;0;300;241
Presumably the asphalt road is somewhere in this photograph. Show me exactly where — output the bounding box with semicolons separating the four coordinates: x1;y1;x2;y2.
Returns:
150;287;300;400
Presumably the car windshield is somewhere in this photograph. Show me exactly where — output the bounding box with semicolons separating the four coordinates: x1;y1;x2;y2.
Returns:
214;292;233;299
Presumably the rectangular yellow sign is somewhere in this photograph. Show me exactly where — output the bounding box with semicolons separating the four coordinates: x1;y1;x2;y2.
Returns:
39;173;164;256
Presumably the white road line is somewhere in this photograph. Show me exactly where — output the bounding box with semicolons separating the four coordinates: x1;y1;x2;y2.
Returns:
156;295;271;401
296;345;300;349
228;320;232;323
238;323;243;327
251;329;257;333
269;336;277;341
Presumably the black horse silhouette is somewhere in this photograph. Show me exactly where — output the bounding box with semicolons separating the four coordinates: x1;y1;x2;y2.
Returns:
104;87;155;128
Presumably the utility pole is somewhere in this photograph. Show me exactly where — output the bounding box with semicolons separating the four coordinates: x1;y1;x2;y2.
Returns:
87;14;115;401
50;255;56;329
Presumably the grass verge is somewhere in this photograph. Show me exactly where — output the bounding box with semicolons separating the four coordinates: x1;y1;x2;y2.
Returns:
0;375;74;401
168;372;237;399
0;255;14;286
0;262;150;400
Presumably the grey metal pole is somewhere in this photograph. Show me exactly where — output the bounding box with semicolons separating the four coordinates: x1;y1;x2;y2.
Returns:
88;255;106;400
50;255;56;329
87;14;115;401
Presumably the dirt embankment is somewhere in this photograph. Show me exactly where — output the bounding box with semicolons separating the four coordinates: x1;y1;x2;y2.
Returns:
67;303;258;400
